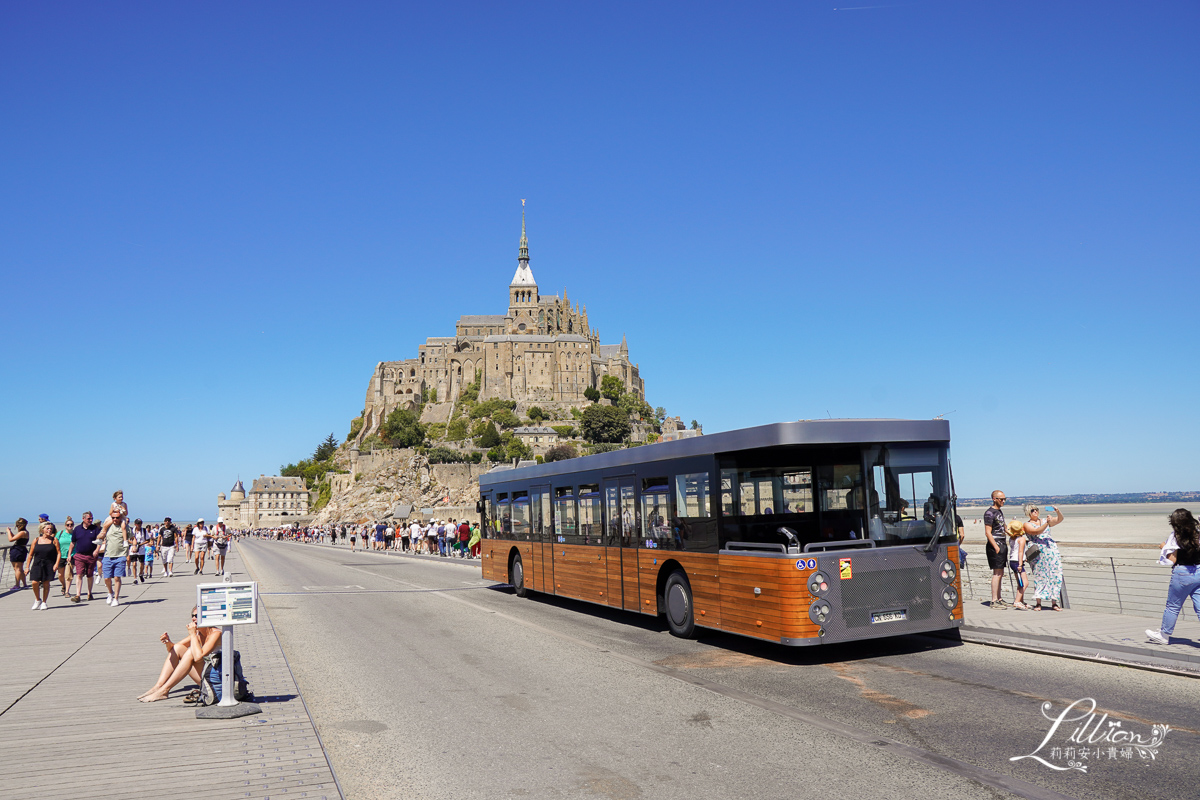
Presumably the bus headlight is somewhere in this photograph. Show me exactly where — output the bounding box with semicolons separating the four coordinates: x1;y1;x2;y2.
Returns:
809;572;829;595
941;586;959;609
940;560;956;583
809;599;833;625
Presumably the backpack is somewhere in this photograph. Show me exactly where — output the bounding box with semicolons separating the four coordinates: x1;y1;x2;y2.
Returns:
202;649;251;704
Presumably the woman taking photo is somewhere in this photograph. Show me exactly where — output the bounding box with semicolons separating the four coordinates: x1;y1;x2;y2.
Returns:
7;518;31;590
25;521;61;610
1024;504;1065;611
1146;509;1200;645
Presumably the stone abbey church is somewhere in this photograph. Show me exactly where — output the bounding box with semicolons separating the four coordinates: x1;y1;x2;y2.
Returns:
358;210;645;441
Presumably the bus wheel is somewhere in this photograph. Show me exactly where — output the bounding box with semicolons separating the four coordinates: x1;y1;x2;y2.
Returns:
664;571;695;638
510;552;527;597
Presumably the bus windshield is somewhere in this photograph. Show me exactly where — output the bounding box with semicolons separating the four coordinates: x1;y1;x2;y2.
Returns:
865;444;953;545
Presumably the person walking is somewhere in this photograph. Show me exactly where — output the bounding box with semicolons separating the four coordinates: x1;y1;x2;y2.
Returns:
100;514;133;606
7;518;31;590
983;490;1010;608
458;519;470;557
68;511;102;601
468;521;481;558
56;516;75;596
25;521;61;610
213;521;229;576
1025;504;1064;611
1147;509;1200;645
128;519;146;584
193;519;210;575
158;518;178;577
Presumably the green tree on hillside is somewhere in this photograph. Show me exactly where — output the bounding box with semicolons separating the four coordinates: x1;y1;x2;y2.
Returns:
583;387;600;402
476;421;501;448
581;404;630;443
600;375;625;402
314;433;338;462
381;408;426;448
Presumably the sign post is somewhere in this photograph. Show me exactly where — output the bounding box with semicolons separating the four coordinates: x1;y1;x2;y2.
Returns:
195;579;261;719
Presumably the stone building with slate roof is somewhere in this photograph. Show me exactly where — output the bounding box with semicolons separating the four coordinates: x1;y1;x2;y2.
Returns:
217;475;310;529
359;207;644;441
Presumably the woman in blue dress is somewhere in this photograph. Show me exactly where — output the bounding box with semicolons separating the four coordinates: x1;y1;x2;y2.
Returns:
1025;504;1065;611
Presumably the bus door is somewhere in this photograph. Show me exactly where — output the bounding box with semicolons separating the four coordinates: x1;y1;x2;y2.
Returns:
603;476;639;610
531;485;551;593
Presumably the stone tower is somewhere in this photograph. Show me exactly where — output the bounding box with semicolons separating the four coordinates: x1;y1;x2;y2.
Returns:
508;202;538;334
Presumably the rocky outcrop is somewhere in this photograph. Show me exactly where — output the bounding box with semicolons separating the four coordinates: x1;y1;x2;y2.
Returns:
312;447;487;525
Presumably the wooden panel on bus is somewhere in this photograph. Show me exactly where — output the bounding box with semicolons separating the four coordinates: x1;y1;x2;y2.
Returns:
621;548;640;611
480;539;501;583
549;544;608;604
718;554;818;642
604;547;624;608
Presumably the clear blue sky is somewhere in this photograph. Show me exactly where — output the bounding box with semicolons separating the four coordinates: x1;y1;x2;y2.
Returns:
2;1;1197;521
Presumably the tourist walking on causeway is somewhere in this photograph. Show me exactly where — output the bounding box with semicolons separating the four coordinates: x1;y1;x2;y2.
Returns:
68;511;102;601
1024;504;1064;611
193;519;210;574
7;518;31;590
1147;509;1200;645
983;491;1009;608
138;606;222;703
56;516;74;596
213;520;229;576
101;513;133;606
25;521;61;610
158;518;177;577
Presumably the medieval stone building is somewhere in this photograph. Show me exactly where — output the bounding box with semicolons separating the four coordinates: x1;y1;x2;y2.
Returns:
217;476;311;529
359;209;644;440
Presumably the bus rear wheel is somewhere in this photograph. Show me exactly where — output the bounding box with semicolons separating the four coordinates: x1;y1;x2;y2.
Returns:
664;570;695;638
510;552;527;597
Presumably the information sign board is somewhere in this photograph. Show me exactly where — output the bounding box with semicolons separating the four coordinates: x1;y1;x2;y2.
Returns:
196;581;257;627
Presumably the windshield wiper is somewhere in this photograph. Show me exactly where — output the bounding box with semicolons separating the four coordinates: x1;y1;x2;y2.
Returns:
923;463;957;553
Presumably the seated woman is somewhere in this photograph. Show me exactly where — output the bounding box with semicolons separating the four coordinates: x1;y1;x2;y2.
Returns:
138;606;223;702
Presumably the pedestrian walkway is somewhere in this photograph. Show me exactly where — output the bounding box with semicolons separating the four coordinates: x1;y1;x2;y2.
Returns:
0;544;342;800
960;600;1200;675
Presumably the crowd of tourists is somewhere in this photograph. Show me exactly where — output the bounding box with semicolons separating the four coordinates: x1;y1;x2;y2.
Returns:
4;490;240;610
250;518;484;558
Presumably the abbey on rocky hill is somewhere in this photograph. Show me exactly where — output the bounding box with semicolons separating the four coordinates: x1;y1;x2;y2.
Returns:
359;206;644;441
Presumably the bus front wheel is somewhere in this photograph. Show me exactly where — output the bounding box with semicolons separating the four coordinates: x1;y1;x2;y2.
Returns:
664;571;695;638
510;552;527;597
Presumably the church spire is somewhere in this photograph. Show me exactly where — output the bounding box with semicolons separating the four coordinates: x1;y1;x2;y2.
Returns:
510;199;536;288
518;199;529;264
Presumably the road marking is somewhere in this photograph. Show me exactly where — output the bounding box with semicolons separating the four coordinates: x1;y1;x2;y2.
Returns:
249;540;1080;800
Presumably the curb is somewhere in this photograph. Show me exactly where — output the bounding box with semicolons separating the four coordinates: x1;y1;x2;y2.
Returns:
937;626;1200;678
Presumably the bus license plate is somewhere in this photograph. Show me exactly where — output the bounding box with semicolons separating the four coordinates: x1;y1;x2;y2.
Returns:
871;610;906;624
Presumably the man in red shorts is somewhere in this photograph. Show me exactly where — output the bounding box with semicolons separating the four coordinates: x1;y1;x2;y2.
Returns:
68;511;102;602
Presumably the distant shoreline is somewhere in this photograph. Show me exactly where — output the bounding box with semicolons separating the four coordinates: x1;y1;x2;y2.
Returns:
956;493;1199;508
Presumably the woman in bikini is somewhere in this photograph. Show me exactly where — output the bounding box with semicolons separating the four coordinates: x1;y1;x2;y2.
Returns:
138;606;223;702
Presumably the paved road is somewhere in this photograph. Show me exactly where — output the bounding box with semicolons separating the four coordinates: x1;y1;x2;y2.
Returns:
238;539;1200;800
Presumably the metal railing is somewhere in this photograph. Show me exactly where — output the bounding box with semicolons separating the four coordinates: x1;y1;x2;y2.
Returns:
959;554;1171;619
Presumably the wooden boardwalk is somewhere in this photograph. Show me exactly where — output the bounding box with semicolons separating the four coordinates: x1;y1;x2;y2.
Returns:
0;544;342;800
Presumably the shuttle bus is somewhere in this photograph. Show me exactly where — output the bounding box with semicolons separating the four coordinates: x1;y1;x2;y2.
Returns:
478;419;964;646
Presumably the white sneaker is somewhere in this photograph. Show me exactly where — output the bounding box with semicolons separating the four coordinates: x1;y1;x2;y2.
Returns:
32;600;40;610
39;601;47;610
106;596;113;606
1146;629;1168;645
111;597;120;606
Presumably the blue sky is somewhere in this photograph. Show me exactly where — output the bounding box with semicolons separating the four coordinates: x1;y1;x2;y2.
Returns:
2;1;1197;521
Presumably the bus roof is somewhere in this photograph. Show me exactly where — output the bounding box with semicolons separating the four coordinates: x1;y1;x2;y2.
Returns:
479;418;950;488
